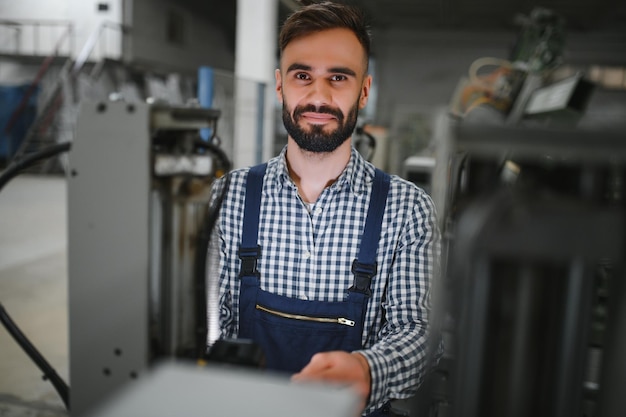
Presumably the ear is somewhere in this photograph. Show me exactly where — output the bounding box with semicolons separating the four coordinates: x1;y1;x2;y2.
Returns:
358;75;372;109
275;69;283;103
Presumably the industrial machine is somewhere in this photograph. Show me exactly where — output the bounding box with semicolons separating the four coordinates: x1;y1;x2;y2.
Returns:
67;100;230;415
65;99;359;417
432;121;626;417
402;8;625;417
404;7;594;199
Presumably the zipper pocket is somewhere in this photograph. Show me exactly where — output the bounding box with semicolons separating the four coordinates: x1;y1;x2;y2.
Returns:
256;304;355;327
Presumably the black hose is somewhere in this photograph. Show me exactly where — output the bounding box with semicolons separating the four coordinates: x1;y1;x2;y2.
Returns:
0;303;69;409
0;142;72;409
193;139;232;173
354;126;376;162
0;142;72;193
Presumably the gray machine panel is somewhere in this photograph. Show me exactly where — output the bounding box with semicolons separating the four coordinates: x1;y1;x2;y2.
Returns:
85;361;360;417
68;101;152;415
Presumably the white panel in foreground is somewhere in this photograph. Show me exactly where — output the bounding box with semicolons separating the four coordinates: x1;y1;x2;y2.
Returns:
85;361;361;417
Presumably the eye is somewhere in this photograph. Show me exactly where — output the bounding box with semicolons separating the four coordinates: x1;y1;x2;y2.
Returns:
330;74;348;82
295;72;310;81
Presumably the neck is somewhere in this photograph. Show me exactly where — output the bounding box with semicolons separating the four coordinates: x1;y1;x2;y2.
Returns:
286;137;352;203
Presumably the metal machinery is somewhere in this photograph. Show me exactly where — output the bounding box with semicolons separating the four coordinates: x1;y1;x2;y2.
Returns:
404;7;594;201
432;122;626;417
406;8;625;417
67;100;230;415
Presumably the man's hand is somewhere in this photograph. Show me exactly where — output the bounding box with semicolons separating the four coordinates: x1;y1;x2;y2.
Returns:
291;351;371;408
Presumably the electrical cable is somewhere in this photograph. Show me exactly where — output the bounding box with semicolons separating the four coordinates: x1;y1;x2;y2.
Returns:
0;142;72;193
0;303;69;409
188;135;233;359
354;126;376;162
0;142;72;409
468;57;513;88
193;138;232;174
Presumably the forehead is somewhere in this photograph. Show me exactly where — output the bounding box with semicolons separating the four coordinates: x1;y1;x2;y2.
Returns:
280;28;367;73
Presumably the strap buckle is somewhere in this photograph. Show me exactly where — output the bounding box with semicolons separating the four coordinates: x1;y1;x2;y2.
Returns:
349;259;377;296
238;245;261;277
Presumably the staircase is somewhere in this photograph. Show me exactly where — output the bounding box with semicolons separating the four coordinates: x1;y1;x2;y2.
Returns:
1;21;128;175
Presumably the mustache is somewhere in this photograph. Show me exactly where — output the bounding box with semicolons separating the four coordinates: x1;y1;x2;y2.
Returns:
293;104;344;123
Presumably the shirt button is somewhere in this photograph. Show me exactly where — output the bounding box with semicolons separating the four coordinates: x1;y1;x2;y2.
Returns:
314;207;323;215
303;251;311;259
300;294;308;300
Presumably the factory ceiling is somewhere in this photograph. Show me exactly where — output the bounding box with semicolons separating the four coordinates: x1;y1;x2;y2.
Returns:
334;0;626;32
178;0;626;52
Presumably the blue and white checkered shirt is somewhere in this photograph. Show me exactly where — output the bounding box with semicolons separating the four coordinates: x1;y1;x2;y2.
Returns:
210;146;440;414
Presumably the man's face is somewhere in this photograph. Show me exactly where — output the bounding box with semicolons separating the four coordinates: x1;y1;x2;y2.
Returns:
276;28;371;154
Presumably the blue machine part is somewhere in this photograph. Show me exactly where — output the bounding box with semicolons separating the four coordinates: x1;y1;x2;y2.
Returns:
198;66;214;141
0;84;40;161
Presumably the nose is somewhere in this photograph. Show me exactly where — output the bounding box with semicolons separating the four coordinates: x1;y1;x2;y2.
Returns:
306;79;332;107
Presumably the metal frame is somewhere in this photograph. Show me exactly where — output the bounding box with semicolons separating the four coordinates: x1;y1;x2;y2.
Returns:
436;120;626;417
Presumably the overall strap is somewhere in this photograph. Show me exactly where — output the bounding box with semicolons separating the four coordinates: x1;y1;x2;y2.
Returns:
238;163;267;278
350;168;391;296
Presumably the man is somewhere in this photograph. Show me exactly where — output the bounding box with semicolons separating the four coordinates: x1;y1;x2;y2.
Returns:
208;2;440;416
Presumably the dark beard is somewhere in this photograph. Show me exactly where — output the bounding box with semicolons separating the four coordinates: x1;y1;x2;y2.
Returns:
282;100;359;153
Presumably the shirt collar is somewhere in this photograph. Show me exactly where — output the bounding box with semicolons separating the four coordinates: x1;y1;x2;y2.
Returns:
267;145;374;196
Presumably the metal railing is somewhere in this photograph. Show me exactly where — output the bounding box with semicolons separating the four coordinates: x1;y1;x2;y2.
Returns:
0;19;74;56
73;21;126;75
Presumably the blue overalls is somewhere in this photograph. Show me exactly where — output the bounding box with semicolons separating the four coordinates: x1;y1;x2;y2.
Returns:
237;163;391;415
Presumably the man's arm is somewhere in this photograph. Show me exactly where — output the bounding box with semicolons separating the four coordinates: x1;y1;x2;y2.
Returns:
360;188;440;407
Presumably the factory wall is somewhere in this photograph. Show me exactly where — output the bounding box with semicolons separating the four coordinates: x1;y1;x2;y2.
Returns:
128;0;235;74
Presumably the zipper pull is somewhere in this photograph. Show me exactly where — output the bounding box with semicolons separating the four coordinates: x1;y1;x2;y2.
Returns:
338;318;355;327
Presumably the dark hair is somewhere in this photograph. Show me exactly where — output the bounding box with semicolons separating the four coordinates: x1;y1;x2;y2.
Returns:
279;1;371;61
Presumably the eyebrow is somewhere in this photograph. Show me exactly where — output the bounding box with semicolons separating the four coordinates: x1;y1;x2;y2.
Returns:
286;63;357;77
328;66;357;77
286;63;312;73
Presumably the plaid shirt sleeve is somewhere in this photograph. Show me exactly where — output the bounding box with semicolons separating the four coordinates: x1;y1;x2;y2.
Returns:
356;179;440;414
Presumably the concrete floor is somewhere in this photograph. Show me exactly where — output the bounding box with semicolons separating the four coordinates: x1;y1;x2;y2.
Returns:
0;174;69;416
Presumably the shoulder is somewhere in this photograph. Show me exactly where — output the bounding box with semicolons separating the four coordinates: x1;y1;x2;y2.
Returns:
388;173;424;196
211;166;248;195
386;173;437;216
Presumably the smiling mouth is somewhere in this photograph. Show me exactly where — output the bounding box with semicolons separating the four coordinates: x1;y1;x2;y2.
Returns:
300;112;337;124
